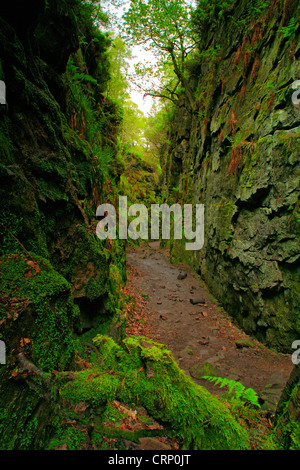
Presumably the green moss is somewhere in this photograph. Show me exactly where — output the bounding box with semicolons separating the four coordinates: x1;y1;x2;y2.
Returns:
0;252;77;371
56;335;250;450
0;119;13;162
0;0;128;451
0;380;57;450
273;381;300;450
47;424;89;451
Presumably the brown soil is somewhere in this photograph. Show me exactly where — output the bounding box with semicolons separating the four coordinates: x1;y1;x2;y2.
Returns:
125;241;293;410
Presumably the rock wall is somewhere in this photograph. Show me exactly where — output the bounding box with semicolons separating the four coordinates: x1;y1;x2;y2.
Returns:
274;363;300;449
163;0;300;352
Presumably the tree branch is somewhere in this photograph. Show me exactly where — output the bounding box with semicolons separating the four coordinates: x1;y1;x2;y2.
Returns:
16;352;51;385
143;91;178;104
168;45;195;109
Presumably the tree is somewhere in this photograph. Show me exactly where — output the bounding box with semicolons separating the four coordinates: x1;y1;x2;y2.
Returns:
106;35;132;103
121;100;148;153
105;35;148;154
121;0;198;108
144;102;174;162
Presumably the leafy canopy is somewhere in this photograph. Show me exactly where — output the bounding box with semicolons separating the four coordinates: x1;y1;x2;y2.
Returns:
123;0;195;55
121;0;197;107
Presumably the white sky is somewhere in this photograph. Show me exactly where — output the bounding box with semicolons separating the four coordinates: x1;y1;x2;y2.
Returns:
126;45;159;115
129;90;154;115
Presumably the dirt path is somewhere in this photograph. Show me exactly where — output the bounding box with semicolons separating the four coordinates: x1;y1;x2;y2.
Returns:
125;241;293;412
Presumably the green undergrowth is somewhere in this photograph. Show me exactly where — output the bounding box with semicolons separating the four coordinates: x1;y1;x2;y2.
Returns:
53;335;251;450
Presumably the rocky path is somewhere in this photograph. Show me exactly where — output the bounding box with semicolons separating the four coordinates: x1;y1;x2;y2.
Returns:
126;242;293;412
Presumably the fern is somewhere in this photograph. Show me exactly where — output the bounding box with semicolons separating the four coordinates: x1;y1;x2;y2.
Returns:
202;375;260;407
279;18;297;38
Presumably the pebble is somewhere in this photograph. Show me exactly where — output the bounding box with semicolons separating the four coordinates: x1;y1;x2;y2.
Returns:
177;273;187;280
190;298;205;305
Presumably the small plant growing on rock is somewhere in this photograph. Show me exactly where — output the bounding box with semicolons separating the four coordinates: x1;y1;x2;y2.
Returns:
279;17;297;38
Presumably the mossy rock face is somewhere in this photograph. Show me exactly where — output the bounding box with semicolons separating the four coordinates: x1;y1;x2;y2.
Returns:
54;335;250;450
0;380;57;450
0;0;124;337
50;224;111;317
162;0;300;353
273;365;300;450
0;0;128;451
0;252;78;450
0;253;77;372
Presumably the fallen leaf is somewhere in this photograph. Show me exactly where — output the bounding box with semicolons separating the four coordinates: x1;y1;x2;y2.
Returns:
55;443;67;450
74;402;88;413
26;260;40;275
20;337;31;347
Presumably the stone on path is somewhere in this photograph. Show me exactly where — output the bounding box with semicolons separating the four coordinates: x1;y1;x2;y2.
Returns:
190;298;205;305
177;272;187;280
235;338;255;349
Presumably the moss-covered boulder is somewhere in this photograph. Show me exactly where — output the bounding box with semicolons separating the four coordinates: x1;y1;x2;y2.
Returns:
53;335;250;450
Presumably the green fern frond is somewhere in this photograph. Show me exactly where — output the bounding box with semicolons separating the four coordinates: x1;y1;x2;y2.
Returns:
202;375;260;407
